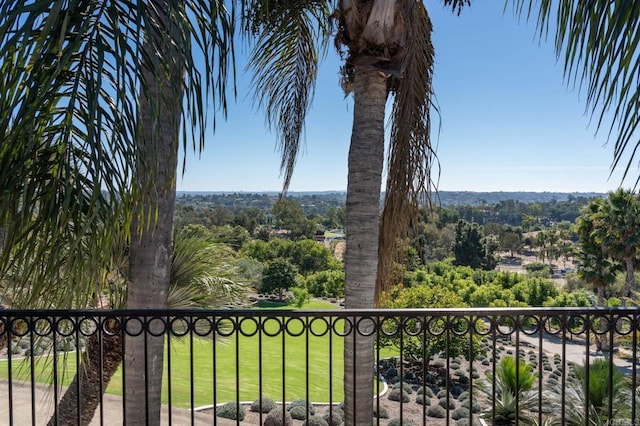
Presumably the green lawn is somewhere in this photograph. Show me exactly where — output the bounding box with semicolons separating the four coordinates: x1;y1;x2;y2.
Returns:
0;299;376;408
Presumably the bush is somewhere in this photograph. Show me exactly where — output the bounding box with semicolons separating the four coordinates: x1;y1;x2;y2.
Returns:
250;396;277;413
450;385;464;398
427;404;447;418
288;399;315;415
415;394;431;405
373;404;389;419
436;390;452;399
216;401;245;421
392;382;413;394
264;408;292;426
290;406;309;420
452;407;470;420
388;388;410;403
457;374;470;385
439;397;456;409
322;407;344;426
303;415;328;426
417;387;434;397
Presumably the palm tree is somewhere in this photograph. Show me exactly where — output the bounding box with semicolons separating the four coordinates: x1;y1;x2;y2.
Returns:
2;0;640;424
548;359;631;426
49;226;248;425
482;356;540;426
0;1;234;424
245;1;640;423
575;198;623;306
591;189;640;301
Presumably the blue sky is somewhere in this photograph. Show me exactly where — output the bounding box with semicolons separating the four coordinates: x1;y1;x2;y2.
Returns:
177;1;637;194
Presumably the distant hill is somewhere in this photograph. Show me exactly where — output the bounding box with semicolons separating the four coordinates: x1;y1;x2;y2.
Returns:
431;191;605;206
177;190;604;207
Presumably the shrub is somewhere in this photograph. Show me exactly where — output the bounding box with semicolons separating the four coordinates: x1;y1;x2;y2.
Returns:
250;396;277;413
322;407;344;426
216;401;245;421
373;404;389;419
392;382;413;394
388;388;410;403
452;407;470;420
264;408;292;426
303;415;328;426
427;404;447;418
439;397;456;409
450;385;464;398
436;390;452;399
457;375;470;385
415;394;431;405
386;366;398;380
288;399;315;415
290;406;309;420
417;387;434;397
25;347;44;357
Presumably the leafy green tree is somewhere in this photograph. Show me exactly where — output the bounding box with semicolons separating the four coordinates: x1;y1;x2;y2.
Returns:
272;198;316;239
209;225;251;250
242;238;341;276
497;225;523;258
380;284;482;365
453;220;499;270
454;220;484;269
261;258;299;301
305;270;345;298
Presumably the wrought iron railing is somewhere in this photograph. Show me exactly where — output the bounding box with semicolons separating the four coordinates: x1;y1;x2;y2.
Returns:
1;307;639;425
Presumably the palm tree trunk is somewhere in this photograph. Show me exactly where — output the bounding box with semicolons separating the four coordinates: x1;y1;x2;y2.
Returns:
343;69;387;426
123;1;182;424
622;256;636;301
47;330;122;426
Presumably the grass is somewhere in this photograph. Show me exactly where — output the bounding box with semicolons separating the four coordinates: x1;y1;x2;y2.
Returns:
0;299;385;408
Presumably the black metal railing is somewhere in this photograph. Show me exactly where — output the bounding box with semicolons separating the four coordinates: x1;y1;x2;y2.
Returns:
1;307;639;425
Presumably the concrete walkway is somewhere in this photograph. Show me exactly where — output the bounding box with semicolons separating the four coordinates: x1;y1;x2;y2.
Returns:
0;379;213;425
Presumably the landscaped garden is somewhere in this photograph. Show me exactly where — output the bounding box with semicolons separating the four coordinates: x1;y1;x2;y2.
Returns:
0;300;358;407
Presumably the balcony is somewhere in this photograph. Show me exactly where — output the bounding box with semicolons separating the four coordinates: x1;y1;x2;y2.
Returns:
1;307;639;425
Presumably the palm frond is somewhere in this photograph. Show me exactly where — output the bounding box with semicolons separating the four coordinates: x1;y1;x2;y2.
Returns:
509;0;640;185
376;2;438;300
0;0;235;307
243;0;332;192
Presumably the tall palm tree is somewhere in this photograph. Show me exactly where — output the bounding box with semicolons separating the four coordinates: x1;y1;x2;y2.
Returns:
575;198;623;306
245;1;640;424
49;226;248;425
0;1;234;424
591;189;640;301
